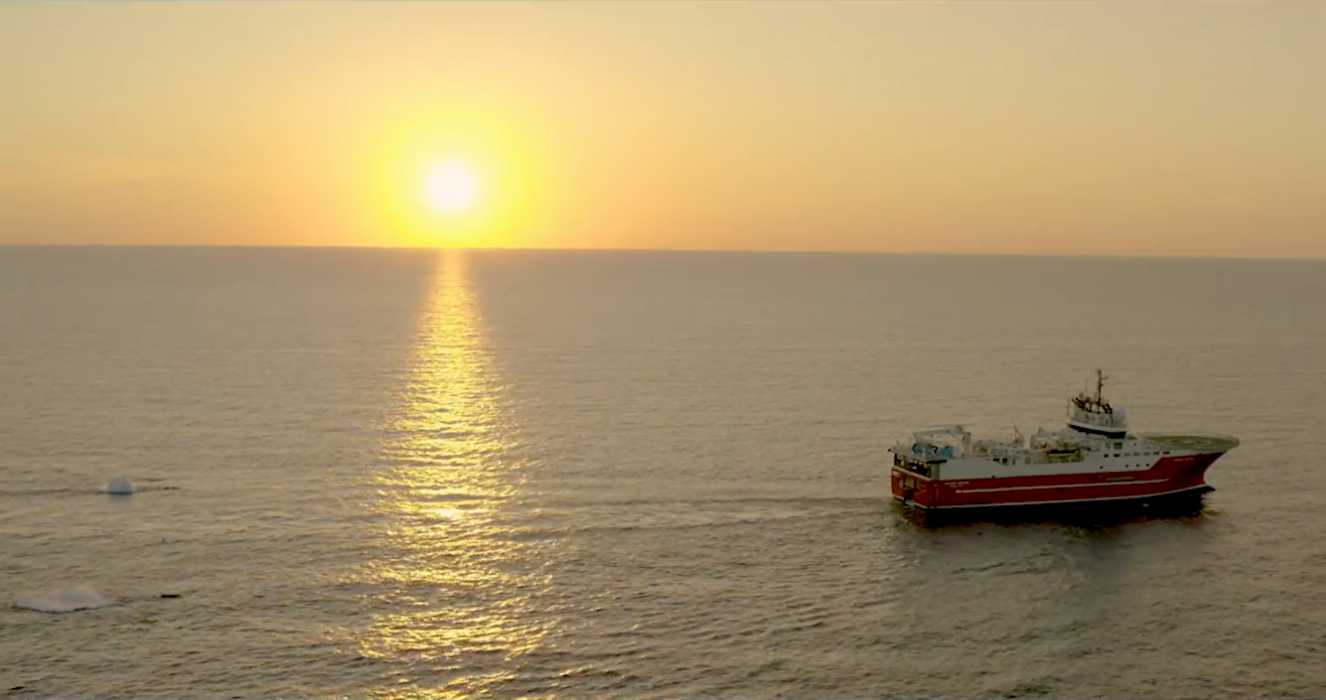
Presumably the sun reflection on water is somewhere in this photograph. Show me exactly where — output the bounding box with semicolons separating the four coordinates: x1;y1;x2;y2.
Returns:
356;250;550;698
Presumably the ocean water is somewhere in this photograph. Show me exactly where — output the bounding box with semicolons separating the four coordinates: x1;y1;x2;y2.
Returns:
1;246;1324;699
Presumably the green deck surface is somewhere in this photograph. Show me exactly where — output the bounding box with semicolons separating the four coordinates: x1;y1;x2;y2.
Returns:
1143;434;1241;452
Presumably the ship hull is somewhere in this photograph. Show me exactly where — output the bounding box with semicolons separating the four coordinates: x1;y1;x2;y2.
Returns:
891;449;1229;510
899;484;1212;527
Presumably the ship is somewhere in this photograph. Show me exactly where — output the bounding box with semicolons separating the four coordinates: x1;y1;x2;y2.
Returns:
888;371;1239;511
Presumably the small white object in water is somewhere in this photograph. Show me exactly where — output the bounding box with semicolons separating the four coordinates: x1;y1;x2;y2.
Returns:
105;476;134;495
14;583;111;613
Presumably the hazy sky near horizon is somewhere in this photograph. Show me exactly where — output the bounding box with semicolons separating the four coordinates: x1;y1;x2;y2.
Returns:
2;1;1324;256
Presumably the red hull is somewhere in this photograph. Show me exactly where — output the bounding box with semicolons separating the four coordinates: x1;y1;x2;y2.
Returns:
891;452;1225;510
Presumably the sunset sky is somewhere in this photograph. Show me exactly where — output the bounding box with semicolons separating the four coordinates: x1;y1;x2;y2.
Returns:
2;1;1324;257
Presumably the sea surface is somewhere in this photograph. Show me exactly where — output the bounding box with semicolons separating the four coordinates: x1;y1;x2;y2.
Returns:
2;247;1324;699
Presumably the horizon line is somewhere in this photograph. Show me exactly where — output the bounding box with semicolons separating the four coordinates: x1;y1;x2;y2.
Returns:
1;242;1322;263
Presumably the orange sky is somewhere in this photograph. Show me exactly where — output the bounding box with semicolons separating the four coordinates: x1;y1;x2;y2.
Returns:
2;1;1324;257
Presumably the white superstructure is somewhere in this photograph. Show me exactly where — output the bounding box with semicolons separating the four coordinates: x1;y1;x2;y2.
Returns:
890;371;1235;482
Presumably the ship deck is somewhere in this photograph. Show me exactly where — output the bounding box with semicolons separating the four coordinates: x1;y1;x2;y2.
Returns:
1143;434;1240;453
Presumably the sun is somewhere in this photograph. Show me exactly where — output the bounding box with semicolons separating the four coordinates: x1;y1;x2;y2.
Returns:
424;162;478;213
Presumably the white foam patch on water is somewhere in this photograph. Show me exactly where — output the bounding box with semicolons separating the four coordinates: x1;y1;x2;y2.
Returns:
104;476;134;495
14;583;112;613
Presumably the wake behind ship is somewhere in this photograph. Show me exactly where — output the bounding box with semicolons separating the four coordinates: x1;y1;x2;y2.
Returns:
889;371;1238;511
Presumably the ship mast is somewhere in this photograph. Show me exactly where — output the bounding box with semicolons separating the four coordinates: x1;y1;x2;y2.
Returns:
1067;369;1122;434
